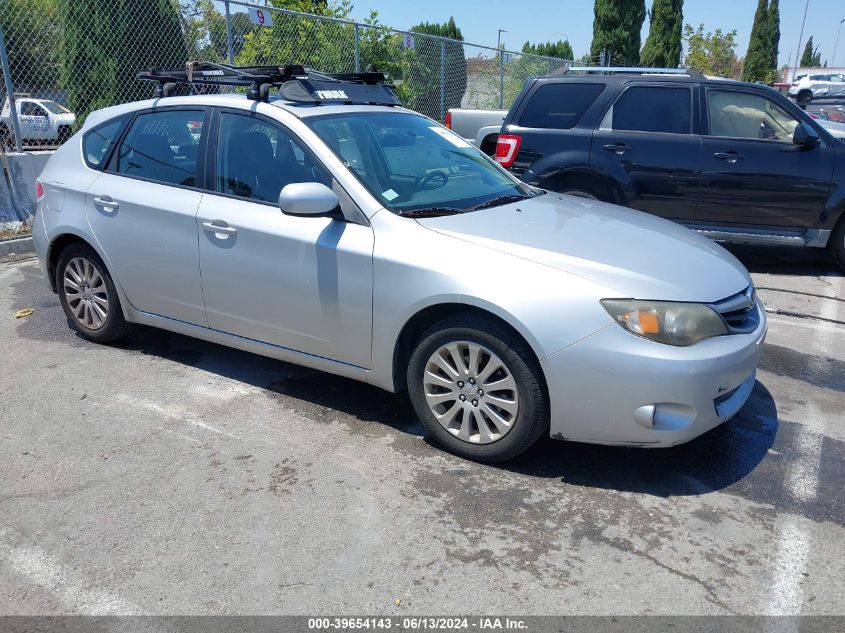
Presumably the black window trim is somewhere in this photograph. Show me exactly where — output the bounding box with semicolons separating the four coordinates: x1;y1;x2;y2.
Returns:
104;105;211;192
596;82;696;136
702;86;812;146
204;106;363;223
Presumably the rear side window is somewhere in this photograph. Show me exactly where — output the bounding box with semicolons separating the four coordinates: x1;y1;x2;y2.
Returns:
115;110;204;187
83;118;125;169
601;86;691;134
518;83;604;129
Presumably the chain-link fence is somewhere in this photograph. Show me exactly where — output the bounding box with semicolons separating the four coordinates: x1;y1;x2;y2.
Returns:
0;0;573;152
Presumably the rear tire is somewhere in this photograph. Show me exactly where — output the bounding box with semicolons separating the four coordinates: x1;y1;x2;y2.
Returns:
830;217;845;272
407;314;549;462
56;243;133;343
797;89;813;105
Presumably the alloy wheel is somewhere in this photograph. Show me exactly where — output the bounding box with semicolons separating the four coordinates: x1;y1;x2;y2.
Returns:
63;256;109;330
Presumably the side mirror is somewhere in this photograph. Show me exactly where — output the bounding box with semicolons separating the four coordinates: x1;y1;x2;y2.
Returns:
793;122;820;148
278;182;339;217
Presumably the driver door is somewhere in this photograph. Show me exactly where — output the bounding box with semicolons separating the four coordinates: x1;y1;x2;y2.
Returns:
697;88;834;228
196;109;374;368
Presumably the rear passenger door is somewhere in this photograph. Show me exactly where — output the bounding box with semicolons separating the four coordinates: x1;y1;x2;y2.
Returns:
590;84;700;220
86;107;209;326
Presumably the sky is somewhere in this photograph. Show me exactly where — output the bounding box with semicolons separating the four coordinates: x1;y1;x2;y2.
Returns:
346;0;845;69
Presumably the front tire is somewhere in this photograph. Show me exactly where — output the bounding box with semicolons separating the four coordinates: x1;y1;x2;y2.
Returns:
830;217;845;272
407;314;549;462
56;243;132;343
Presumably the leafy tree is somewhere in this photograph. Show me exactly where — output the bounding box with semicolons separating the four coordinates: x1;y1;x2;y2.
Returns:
59;0;189;125
741;0;771;82
591;0;647;65
640;0;683;68
799;36;821;67
766;0;780;77
683;23;739;77
521;40;574;60
0;0;61;94
181;0;254;62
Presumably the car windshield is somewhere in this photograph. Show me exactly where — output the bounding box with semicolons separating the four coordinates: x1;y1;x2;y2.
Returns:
40;101;70;114
306;111;539;215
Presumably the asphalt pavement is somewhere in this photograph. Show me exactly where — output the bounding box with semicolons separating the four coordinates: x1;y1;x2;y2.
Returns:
0;245;843;616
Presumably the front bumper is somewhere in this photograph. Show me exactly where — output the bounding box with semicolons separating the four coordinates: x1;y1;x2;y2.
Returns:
540;300;767;447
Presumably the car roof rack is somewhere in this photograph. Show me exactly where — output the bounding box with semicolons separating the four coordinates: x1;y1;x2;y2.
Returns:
136;62;401;106
558;66;704;79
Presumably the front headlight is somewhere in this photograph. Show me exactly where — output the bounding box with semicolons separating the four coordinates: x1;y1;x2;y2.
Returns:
601;299;728;346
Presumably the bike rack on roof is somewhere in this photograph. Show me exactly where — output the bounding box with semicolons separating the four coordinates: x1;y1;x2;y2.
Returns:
136;61;400;106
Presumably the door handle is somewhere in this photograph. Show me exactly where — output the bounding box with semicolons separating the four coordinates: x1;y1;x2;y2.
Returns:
202;221;238;237
713;151;744;164
93;195;119;210
602;143;631;155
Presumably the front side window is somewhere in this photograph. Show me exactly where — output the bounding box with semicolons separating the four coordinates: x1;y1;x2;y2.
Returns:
214;112;330;203
21;102;46;117
707;90;799;142
308;112;538;215
600;86;691;134
116;110;204;186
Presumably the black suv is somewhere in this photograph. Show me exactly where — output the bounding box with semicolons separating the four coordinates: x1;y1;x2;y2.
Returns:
494;68;845;269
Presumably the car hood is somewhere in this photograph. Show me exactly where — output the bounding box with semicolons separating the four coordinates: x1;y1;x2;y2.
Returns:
415;193;752;302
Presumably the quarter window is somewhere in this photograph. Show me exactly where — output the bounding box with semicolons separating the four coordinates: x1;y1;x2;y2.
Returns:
115;110;204;187
214;112;330;203
518;83;605;129
83;117;125;169
707;90;799;142
600;86;691;134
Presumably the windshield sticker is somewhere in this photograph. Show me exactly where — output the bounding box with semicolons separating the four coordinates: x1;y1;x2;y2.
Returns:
428;126;472;148
382;189;399;201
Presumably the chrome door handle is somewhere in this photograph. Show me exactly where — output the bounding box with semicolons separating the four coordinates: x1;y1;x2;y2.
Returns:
202;221;237;236
93;196;119;210
713;152;744;163
602;143;630;155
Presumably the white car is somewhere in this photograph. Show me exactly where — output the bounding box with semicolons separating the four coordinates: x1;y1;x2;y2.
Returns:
0;96;76;146
789;73;845;104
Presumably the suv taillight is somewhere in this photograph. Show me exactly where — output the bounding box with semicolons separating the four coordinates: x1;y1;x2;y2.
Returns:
444;111;452;129
35;179;44;201
494;134;522;167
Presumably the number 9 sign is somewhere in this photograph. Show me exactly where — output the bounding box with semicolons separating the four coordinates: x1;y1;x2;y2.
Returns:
248;7;273;27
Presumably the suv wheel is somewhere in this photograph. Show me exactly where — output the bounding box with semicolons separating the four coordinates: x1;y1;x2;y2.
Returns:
407;314;549;462
830;218;845;271
797;89;813;105
56;243;132;343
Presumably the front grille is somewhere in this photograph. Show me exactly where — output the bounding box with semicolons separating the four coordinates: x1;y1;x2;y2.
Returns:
709;286;760;334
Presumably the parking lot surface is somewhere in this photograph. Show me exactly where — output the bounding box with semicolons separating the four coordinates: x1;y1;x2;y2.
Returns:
0;246;843;615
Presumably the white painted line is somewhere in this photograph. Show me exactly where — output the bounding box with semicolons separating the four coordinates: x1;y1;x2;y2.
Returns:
116;394;242;441
0;525;144;615
765;276;843;617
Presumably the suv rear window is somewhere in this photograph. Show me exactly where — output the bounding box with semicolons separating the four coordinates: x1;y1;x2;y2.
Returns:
601;86;691;134
518;83;604;129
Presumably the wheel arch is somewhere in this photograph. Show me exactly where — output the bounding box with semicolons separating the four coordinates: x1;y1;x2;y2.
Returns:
389;301;548;394
542;167;623;204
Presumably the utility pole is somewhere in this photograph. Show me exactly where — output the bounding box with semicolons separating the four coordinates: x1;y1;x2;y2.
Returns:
833;18;845;67
793;0;810;78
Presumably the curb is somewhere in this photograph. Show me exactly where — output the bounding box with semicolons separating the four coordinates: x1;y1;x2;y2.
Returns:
0;236;34;258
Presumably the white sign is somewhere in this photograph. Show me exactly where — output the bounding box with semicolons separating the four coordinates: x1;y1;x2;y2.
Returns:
248;7;273;27
401;34;415;50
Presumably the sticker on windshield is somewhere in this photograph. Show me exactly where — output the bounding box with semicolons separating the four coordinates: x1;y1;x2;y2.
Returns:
382;189;399;201
428;126;472;148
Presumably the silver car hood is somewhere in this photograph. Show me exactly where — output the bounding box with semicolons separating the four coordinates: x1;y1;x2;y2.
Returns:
416;193;752;302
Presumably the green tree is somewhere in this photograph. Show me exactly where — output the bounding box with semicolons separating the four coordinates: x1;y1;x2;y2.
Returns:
799;36;821;67
683;23;739;77
741;0;771;82
181;0;254;62
521;40;574;60
640;0;683;68
0;0;60;94
766;0;780;77
591;0;647;65
59;0;189;125
403;17;467;119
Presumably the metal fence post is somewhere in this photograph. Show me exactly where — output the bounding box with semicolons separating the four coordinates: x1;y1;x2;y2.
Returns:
498;48;504;109
224;0;234;64
0;27;22;152
354;24;360;73
439;39;446;121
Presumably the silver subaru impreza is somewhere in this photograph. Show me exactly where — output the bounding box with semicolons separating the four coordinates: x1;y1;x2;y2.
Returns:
32;67;766;461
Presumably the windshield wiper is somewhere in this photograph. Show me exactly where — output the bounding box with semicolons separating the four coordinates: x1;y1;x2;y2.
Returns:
397;207;464;218
468;194;531;211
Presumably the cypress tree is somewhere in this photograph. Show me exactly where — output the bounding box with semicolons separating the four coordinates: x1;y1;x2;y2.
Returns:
404;17;467;119
591;0;647;65
640;0;684;68
59;0;188;125
800;36;820;67
766;0;780;75
741;0;770;82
